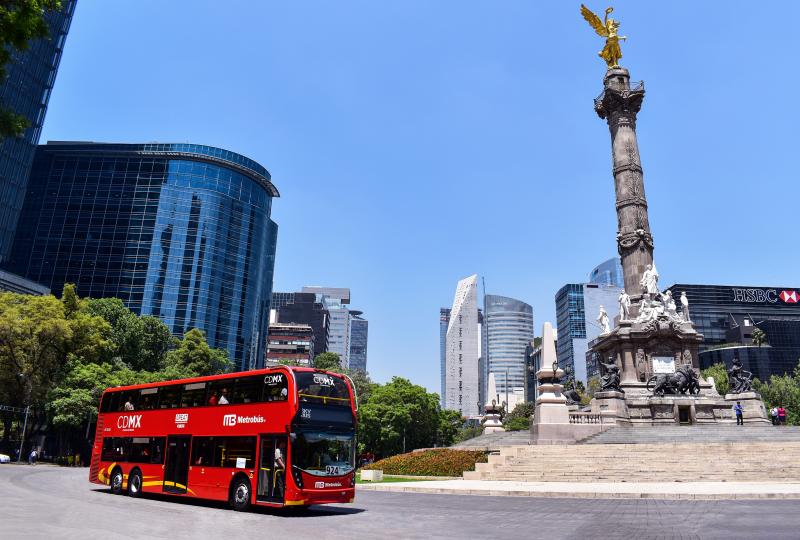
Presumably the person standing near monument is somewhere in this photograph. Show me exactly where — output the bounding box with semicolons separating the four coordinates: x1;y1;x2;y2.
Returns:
771;406;779;426
733;402;744;426
778;406;787;425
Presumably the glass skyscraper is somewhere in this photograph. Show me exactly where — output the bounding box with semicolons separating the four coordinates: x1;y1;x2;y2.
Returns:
7;142;279;371
0;1;75;263
555;282;621;383
348;313;368;373
589;257;624;289
484;294;534;399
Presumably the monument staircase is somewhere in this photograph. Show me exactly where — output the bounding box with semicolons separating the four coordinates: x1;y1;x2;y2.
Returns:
463;426;800;483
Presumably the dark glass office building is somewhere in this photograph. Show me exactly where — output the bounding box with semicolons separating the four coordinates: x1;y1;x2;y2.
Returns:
275;292;329;358
8;142;279;371
348;313;368;373
0;1;75;262
666;284;800;380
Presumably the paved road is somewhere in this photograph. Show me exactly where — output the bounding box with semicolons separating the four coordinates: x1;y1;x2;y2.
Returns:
2;465;799;540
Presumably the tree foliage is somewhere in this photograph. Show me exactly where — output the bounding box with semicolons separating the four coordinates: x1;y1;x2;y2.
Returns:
701;362;730;397
752;328;767;347
164;328;232;377
754;363;800;426
0;0;63;138
503;401;534;431
313;352;342;371
357;377;441;458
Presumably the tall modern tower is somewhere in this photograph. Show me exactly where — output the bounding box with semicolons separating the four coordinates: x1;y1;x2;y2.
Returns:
8;142;279;371
484;295;534;400
302;287;351;366
0;1;75;263
444;275;481;417
439;307;451;406
589;257;624;289
348;312;368;372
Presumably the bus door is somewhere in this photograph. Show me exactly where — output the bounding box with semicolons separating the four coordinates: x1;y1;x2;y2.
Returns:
257;435;287;503
163;435;191;494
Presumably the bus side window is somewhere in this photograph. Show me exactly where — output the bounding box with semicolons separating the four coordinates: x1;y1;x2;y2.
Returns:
104;392;120;413
150;437;165;464
232;377;262;404
181;382;206;408
263;373;288;402
191;436;217;466
159;385;181;409
99;393;112;413
138;387;158;410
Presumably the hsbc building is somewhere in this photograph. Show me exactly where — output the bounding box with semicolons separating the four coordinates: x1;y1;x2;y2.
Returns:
666;284;800;380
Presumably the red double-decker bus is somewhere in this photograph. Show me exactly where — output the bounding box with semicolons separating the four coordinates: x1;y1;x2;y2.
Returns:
89;366;357;510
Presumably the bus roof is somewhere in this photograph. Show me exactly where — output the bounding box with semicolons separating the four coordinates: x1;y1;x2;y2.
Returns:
101;365;347;394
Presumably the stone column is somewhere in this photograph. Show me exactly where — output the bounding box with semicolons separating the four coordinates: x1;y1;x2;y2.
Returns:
595;68;652;296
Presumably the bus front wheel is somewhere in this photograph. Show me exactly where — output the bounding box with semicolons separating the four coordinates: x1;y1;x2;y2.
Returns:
230;477;251;512
110;468;124;495
128;469;143;498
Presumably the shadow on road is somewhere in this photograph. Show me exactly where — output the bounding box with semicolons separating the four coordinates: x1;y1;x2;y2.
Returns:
89;488;365;517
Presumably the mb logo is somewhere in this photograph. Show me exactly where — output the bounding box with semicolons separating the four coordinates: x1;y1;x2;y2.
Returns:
223;414;237;426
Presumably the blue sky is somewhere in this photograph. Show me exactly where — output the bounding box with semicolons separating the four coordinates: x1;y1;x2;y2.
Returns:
42;1;800;393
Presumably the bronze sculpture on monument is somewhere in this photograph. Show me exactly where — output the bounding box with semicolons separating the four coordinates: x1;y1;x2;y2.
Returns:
579;5;769;425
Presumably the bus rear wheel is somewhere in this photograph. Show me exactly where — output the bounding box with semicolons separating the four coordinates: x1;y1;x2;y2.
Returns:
128;470;143;498
110;468;124;495
230;477;251;512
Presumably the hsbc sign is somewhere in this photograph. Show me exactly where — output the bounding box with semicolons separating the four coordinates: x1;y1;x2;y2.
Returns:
732;288;799;305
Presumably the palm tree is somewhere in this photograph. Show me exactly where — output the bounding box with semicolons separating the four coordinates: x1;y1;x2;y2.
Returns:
752;327;767;347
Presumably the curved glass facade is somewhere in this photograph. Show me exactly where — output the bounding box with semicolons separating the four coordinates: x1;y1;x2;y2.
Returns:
7;142;279;370
484;295;534;398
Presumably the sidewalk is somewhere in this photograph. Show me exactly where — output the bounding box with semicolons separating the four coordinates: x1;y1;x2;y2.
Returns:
357;479;800;500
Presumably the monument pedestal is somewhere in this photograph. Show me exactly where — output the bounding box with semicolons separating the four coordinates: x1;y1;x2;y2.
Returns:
590;390;629;424
725;392;771;424
531;367;575;445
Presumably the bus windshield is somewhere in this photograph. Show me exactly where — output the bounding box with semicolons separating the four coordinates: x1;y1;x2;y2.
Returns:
295;372;351;406
292;430;355;477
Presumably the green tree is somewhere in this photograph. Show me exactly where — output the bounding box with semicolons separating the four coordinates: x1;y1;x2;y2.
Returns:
358;377;441;458
754;365;800;426
0;0;63;138
343;368;377;406
163;328;232;377
437;409;463;446
701;362;730;396
313;352;342;371
503;401;534;431
752;327;767;347
87;298;173;370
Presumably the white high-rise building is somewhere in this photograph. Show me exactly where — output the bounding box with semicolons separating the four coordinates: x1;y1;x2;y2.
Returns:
445;275;482;417
302;286;351;367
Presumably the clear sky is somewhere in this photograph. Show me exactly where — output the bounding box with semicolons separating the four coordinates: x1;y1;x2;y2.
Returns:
41;1;800;393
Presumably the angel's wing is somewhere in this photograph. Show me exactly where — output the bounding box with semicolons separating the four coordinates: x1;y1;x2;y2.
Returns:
580;4;608;37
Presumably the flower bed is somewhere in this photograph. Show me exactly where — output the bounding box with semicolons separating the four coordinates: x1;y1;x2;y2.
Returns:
362;449;488;477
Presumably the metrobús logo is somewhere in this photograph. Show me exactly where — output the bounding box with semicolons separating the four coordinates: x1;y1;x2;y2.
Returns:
117;414;141;431
222;414;265;427
314;481;343;489
313;374;335;387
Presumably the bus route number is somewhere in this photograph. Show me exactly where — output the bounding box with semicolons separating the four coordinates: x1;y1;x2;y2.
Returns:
326;465;339;475
301;408;311;419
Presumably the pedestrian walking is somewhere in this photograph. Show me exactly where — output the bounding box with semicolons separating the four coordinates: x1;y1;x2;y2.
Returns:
733;401;744;426
28;448;37;465
771;406;779;426
778;405;787;425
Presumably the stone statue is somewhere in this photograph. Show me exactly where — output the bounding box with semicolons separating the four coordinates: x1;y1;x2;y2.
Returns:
647;365;701;397
635;295;656;323
599;358;622;392
640;263;659;296
727;357;754;394
680;291;691;322
580;5;626;68
618;291;631;321
663;290;682;322
562;367;582;406
597;305;611;334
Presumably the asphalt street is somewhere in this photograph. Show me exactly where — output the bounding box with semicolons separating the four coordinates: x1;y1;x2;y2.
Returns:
1;465;799;540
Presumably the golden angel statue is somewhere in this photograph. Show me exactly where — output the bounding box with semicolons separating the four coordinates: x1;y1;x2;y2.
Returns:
580;5;626;68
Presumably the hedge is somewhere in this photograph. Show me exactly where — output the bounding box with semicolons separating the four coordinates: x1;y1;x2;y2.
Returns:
362;449;488;477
